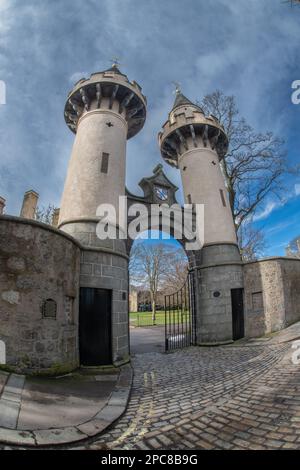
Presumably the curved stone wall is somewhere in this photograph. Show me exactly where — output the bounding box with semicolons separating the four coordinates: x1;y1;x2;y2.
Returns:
0;216;81;373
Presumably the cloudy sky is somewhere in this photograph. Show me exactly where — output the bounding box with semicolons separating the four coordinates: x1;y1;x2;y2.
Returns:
0;0;299;256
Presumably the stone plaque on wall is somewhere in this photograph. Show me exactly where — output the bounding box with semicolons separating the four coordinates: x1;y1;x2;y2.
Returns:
252;291;263;310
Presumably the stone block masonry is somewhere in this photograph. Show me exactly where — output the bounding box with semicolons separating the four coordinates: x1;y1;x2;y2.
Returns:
62;220;130;366
195;244;244;344
80;249;129;365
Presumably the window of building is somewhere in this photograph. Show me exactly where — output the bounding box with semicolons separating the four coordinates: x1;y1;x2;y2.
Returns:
219;189;227;207
101;152;109;174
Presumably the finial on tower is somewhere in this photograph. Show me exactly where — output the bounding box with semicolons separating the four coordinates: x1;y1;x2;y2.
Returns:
111;57;121;69
172;81;182;95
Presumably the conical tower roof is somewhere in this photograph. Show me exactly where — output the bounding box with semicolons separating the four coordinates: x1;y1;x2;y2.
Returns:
172;91;196;110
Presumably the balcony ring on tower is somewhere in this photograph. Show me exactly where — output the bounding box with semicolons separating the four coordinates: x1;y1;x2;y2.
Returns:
64;64;147;140
158;92;229;168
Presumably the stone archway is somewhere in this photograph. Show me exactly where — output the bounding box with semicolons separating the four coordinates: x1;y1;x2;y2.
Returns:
125;164;200;352
126;164;201;267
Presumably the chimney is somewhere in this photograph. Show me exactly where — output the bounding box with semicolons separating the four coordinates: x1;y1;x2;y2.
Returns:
52;208;60;227
0;196;6;215
20;190;39;219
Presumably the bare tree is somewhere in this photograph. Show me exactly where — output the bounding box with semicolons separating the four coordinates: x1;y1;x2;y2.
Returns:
200;91;289;232
130;242;187;323
285;0;300;7
35;204;56;225
161;249;188;293
199;91;297;258
238;220;267;261
286;236;300;258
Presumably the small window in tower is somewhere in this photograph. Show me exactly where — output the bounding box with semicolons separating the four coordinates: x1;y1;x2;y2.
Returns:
187;194;192;204
42;299;57;319
219;189;227;207
101;152;109;174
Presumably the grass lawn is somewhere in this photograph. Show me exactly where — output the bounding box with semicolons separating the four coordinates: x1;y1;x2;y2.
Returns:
129;311;190;327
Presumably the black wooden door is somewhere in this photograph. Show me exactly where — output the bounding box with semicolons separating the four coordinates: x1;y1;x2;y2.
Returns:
231;288;244;341
79;288;112;366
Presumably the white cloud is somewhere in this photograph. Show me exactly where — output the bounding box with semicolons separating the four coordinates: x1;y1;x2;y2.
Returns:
253;201;282;222
253;183;300;222
0;0;299;219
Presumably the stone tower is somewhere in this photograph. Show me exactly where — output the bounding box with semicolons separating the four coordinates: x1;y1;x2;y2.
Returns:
59;63;147;365
59;63;146;227
158;90;244;344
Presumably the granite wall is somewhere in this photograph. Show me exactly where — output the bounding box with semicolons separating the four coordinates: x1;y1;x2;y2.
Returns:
244;257;300;338
195;243;244;344
0;216;81;373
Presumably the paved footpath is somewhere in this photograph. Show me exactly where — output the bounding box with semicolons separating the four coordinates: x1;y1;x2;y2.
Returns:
2;323;300;450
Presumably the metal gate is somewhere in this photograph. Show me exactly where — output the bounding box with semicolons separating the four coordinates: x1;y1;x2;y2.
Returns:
164;271;196;352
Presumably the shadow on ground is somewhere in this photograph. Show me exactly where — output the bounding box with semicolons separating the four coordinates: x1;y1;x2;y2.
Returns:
130;326;165;354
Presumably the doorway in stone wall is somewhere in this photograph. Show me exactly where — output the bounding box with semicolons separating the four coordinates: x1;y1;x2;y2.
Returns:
231;288;245;341
79;287;112;365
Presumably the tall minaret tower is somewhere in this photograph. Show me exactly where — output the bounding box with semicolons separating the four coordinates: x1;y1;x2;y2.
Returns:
59;62;146;229
158;89;244;345
59;63;147;366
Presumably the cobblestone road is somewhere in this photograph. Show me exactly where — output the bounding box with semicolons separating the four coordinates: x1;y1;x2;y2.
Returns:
74;341;300;450
2;339;300;450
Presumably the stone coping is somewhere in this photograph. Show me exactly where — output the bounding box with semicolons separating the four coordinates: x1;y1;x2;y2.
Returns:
191;261;244;270
0;364;132;447
192;255;300;270
81;245;129;261
244;256;300;265
0;214;82;248
202;241;239;248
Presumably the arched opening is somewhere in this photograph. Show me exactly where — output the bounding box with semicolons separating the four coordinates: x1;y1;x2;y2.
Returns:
128;229;190;355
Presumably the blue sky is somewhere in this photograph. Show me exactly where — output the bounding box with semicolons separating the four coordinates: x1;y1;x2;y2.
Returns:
0;0;299;256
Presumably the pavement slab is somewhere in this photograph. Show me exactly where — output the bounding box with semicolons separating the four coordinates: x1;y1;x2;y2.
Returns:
33;427;87;446
0;374;25;429
17;374;117;430
0;372;8;395
0;364;132;446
